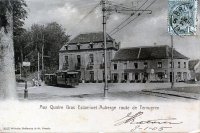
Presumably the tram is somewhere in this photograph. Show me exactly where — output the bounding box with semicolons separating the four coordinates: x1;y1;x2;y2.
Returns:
44;70;79;87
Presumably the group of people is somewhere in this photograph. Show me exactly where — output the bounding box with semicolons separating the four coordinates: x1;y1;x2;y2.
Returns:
32;78;41;86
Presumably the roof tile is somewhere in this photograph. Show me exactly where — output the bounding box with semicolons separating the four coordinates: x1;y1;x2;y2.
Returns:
68;32;113;44
113;45;188;61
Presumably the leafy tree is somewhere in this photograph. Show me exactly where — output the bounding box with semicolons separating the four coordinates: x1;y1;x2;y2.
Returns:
43;22;70;72
25;22;70;73
12;0;28;70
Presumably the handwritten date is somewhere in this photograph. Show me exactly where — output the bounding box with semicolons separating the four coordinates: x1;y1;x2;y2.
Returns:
130;125;172;132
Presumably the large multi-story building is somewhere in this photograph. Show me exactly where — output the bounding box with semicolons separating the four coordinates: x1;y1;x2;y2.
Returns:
59;32;120;82
111;45;189;83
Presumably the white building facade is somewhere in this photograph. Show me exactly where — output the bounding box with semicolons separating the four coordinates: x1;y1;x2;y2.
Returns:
111;45;190;83
59;32;120;83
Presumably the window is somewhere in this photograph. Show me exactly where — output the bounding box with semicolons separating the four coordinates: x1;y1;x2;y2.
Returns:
135;73;139;80
65;56;68;65
177;72;182;81
114;64;117;70
124;63;127;69
89;43;94;49
65;46;68;50
134;63;138;69
77;55;81;64
90;71;94;81
184;62;186;68
124;73;128;80
157;72;164;79
89;54;94;64
157;62;162;68
178;62;181;68
77;44;81;50
170;61;174;68
113;74;118;82
102;53;104;62
144;62;148;68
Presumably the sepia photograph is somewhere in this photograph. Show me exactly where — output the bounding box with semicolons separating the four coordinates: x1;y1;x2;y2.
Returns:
0;0;200;132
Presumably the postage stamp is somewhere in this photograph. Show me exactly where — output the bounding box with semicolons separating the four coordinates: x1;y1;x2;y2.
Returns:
168;0;198;36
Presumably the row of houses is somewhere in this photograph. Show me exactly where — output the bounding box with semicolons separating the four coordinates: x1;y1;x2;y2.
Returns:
59;32;195;83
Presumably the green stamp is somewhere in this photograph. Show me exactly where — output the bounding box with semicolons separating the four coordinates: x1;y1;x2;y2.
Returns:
168;0;198;36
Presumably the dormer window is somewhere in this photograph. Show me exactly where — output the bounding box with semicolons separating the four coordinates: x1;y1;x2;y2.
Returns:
65;45;68;50
77;43;81;50
101;43;104;48
89;42;94;49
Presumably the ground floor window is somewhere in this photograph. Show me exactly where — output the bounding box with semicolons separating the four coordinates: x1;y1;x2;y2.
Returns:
113;73;118;82
183;72;187;81
157;72;164;80
124;73;128;81
135;73;139;80
90;71;94;82
177;72;182;81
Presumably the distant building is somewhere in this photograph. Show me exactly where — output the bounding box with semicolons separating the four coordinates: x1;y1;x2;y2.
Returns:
111;45;189;83
189;59;200;81
59;32;120;82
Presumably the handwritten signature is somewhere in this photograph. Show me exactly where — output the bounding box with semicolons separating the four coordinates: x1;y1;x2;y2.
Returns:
114;111;183;131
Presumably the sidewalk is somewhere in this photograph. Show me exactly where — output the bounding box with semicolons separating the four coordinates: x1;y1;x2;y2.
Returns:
142;86;200;100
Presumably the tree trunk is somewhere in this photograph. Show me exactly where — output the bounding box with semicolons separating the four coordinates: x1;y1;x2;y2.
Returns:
0;1;16;99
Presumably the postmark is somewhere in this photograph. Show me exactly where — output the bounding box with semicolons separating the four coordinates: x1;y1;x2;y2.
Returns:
168;0;198;36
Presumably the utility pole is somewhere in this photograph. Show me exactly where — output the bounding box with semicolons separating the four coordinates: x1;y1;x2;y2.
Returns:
171;35;174;89
102;0;108;97
42;34;44;81
38;52;40;81
20;45;23;79
100;0;152;97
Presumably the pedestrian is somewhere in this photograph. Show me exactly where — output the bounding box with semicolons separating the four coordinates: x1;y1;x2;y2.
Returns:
32;78;35;86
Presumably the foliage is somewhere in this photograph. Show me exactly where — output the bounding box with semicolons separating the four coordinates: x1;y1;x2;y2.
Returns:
12;0;28;37
24;22;70;73
0;0;12;33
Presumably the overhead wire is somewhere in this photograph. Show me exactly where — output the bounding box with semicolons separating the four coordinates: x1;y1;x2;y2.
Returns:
67;2;100;34
110;0;157;36
109;0;149;35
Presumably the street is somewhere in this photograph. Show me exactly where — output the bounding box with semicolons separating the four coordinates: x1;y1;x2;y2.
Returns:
17;82;200;101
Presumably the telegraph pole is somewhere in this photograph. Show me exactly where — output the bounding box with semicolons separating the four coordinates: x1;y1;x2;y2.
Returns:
171;35;174;89
42;34;44;81
102;0;108;97
38;52;40;81
100;0;152;97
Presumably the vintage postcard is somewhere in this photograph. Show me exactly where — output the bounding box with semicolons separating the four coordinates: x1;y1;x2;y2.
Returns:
0;0;200;132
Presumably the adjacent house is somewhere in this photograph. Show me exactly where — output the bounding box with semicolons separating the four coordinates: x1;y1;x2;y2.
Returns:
189;59;200;81
111;45;189;83
59;32;120;82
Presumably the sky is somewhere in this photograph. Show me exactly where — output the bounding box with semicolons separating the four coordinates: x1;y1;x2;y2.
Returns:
24;0;200;59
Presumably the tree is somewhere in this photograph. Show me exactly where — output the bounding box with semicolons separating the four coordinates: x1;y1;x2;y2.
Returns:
0;0;16;99
0;0;27;99
12;0;28;70
43;22;70;72
25;22;70;74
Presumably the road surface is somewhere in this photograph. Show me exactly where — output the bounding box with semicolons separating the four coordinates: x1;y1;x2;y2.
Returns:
16;83;199;101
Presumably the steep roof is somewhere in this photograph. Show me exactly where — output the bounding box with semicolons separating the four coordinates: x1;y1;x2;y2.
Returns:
112;45;189;61
68;32;114;44
189;59;200;70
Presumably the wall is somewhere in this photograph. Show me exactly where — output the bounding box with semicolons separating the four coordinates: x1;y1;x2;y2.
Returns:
111;59;189;83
